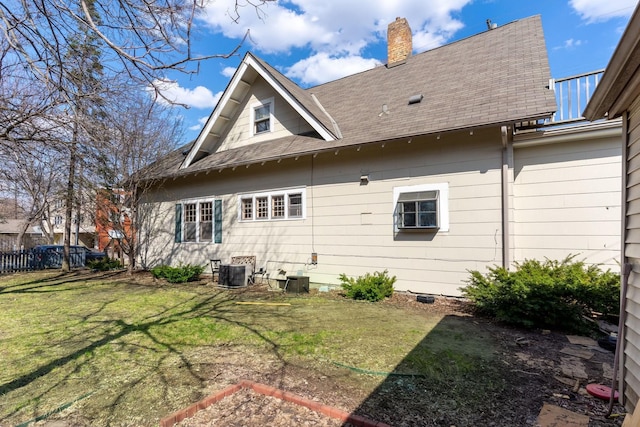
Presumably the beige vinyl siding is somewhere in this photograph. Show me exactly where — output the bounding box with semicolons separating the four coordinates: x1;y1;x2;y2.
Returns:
625;95;640;411
217;77;315;152
513;137;621;269
140;128;505;296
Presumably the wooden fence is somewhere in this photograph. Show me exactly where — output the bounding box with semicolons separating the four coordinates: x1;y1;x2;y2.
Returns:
0;249;85;274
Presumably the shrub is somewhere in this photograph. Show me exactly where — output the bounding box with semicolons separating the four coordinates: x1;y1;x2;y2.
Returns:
339;270;396;302
461;256;620;332
87;257;123;271
150;263;205;283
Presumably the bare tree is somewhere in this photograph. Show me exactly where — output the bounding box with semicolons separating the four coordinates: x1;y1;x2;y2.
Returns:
0;0;271;269
90;86;183;273
0;0;271;104
0;40;65;149
0;145;65;249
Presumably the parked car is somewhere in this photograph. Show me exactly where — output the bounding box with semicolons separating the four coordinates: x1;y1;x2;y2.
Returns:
32;245;106;267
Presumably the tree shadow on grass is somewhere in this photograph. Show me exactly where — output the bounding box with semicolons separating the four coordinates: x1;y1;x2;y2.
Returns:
0;279;299;426
340;314;540;427
0;270;123;294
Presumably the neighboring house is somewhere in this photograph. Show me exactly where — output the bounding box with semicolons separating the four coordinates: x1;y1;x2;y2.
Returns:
95;188;132;260
139;15;622;296
584;3;640;413
0;219;46;251
44;197;97;249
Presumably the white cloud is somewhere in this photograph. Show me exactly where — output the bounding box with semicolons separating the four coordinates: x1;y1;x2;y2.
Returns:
565;38;583;48
153;79;222;109
221;66;237;78
189;116;210;131
285;53;381;86
569;0;637;23
200;0;470;56
553;38;585;50
199;0;471;87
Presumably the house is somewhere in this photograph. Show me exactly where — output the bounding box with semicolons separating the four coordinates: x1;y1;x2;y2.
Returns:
43;197;97;248
0;219;46;251
583;2;640;413
139;15;622;296
95;188;132;261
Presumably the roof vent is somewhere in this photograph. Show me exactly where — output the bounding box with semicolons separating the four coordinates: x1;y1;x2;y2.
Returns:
408;94;423;105
486;19;498;30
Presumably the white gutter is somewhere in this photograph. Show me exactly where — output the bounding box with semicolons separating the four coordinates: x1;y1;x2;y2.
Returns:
513;120;622;148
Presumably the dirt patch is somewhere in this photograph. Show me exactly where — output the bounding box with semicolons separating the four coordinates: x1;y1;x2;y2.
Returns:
174;387;348;427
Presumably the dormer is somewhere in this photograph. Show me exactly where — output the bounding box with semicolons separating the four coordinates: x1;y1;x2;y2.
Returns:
181;53;340;169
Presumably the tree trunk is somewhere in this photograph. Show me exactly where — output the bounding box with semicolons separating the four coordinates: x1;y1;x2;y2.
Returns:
62;144;77;272
15;220;31;251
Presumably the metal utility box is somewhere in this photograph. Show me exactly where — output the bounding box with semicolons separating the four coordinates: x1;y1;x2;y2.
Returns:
285;275;309;293
219;264;248;287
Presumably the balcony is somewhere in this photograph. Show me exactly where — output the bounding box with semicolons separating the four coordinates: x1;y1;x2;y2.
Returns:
516;69;605;131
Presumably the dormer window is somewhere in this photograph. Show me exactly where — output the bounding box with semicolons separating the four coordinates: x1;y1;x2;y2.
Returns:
252;98;273;136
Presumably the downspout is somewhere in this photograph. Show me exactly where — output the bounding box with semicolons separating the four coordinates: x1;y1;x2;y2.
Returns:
608;263;631;417
607;110;630;416
501;126;512;268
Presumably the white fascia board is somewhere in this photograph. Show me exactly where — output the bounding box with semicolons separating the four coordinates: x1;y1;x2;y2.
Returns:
512;119;622;148
181;62;250;169
244;55;335;142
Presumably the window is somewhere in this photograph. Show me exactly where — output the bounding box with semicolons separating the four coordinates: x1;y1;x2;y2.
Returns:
241;198;253;220
254;104;270;133
54;215;63;225
200;202;213;241
288;193;302;218
393;183;449;232
238;188;306;221
184;203;197;242
175;199;222;243
251;98;273;136
272;195;285;218
256;196;268;219
397;191;438;229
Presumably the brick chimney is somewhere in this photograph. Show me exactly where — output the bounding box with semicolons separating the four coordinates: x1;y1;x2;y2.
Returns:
387;17;412;67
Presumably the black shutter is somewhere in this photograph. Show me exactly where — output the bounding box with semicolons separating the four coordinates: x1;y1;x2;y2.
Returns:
175;204;182;243
214;199;222;244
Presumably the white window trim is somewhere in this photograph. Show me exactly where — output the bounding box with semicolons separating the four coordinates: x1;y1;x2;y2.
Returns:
250;97;274;137
393;183;449;232
179;197;216;244
238;188;306;222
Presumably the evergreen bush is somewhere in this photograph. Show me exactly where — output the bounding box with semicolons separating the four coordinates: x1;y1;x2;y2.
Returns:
461;256;620;332
87;258;123;271
150;263;204;283
339;270;396;302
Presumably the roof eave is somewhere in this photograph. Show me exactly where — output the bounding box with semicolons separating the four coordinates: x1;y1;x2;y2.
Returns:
584;3;640;120
169;113;555;179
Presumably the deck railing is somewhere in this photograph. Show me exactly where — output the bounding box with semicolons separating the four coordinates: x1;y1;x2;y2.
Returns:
549;69;604;124
516;69;605;130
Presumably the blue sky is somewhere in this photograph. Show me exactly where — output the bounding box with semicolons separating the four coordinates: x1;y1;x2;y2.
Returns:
159;0;639;143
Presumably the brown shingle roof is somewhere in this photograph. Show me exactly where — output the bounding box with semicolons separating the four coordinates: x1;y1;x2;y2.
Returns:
149;15;556;180
310;15;555;145
250;54;341;138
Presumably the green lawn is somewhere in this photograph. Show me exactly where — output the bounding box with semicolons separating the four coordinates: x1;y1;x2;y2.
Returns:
0;271;498;426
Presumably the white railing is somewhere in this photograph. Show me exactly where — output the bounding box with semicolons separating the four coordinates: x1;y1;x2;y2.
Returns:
516;69;605;130
548;69;605;124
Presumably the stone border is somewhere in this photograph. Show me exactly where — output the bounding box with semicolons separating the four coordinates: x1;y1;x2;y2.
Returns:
159;379;391;427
